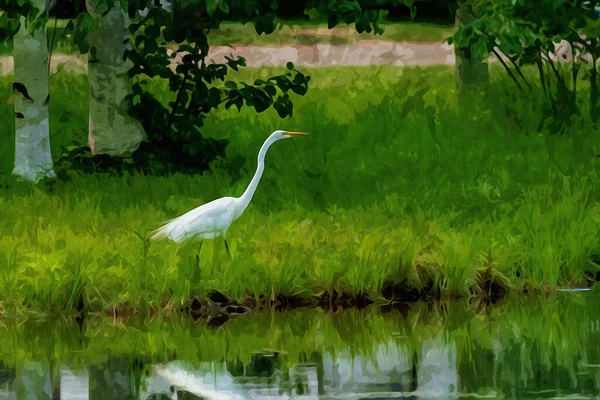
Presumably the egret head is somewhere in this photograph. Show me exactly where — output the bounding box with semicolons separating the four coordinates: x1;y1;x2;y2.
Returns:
272;130;310;140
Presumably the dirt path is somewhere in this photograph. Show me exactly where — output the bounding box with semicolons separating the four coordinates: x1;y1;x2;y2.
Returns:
207;40;455;67
0;38;576;76
0;40;455;76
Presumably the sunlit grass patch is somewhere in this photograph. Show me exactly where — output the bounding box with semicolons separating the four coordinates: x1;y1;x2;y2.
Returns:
210;20;455;46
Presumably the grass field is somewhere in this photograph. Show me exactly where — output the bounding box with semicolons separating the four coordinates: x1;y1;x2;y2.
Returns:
211;20;456;46
0;64;599;317
0;18;455;56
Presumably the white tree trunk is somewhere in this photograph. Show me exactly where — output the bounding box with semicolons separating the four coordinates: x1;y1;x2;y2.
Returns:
12;0;56;182
86;0;147;157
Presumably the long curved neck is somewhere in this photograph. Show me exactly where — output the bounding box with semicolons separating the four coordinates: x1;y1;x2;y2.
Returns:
238;134;279;211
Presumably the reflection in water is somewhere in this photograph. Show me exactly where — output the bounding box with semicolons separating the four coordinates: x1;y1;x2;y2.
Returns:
0;295;598;399
60;367;88;400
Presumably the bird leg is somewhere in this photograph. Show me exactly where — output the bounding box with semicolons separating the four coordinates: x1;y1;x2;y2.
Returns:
223;238;232;259
195;241;204;272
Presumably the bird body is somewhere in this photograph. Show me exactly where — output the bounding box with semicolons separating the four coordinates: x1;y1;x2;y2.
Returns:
150;196;239;242
150;130;308;246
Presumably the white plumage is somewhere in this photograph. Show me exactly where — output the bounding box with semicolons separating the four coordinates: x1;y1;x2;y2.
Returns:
150;196;239;242
150;130;309;251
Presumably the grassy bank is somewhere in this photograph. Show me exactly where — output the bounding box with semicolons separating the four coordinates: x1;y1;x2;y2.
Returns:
0;19;454;56
0;65;599;316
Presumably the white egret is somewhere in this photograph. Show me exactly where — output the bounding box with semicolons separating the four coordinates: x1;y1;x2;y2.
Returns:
150;130;309;256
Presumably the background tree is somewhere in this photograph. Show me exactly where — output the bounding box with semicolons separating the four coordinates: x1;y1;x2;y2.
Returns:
453;0;488;112
85;0;147;157
5;0;419;178
57;0;415;175
11;0;57;182
448;0;600;133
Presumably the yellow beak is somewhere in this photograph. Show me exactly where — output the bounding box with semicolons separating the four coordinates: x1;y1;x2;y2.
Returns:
285;131;309;136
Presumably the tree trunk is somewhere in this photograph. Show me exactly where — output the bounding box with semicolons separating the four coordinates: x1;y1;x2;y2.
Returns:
85;0;146;157
454;3;488;112
12;0;56;183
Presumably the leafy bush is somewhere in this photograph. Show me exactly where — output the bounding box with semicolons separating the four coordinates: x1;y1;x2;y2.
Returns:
450;0;600;133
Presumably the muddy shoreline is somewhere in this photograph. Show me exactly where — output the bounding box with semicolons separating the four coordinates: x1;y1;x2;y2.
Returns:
88;271;600;327
0;273;595;328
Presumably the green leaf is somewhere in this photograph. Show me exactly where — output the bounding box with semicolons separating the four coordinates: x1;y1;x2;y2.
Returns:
206;0;218;15
218;0;229;13
264;85;277;96
587;259;600;271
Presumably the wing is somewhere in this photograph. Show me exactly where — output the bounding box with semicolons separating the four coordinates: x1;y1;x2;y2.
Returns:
150;197;237;242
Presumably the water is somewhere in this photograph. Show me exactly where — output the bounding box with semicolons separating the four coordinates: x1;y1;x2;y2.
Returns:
0;294;599;399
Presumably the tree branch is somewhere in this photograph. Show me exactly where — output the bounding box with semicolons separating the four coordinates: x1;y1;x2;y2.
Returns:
571;43;579;96
536;52;548;100
508;55;532;90
544;49;563;85
492;48;524;93
168;68;190;126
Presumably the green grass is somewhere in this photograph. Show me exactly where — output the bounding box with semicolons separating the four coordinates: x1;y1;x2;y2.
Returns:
0;64;600;316
0;18;454;56
210;20;455;46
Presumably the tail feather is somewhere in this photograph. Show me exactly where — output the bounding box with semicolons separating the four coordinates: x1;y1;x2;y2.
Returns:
150;216;180;241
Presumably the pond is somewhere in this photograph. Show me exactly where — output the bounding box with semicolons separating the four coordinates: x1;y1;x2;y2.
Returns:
0;294;598;399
